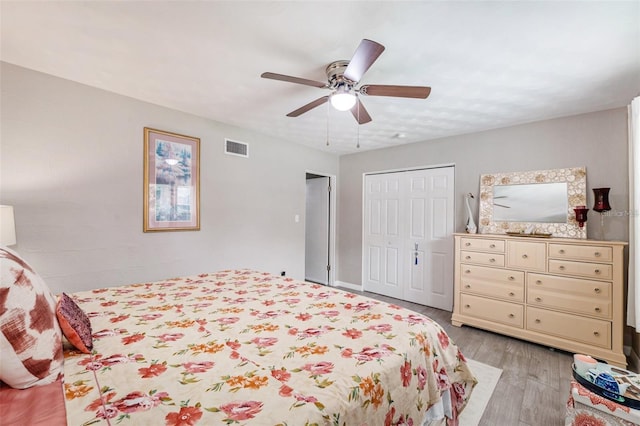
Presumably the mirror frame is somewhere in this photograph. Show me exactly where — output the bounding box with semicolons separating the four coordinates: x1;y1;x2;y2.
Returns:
478;167;587;238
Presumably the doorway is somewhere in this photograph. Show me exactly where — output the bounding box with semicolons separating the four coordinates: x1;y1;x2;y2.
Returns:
305;172;335;285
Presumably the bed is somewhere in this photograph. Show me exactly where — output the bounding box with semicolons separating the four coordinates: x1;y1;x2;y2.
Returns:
1;249;476;425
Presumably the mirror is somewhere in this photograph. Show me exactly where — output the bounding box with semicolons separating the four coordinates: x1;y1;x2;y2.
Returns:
478;167;587;238
493;183;568;222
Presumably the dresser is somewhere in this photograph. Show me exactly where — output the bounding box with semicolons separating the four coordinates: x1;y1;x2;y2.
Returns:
452;233;627;367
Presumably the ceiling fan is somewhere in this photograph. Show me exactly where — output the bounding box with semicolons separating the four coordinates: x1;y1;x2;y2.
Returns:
261;39;431;125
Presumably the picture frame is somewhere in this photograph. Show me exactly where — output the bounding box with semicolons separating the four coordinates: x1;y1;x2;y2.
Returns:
143;127;200;232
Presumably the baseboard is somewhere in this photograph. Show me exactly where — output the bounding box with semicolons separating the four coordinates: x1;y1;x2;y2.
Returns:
334;281;362;292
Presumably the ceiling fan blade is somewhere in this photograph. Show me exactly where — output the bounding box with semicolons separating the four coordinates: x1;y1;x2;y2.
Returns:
359;84;431;99
350;98;372;124
261;72;327;88
343;39;385;83
286;96;330;117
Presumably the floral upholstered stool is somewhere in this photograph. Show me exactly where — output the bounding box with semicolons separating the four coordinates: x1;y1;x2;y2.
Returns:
566;380;640;425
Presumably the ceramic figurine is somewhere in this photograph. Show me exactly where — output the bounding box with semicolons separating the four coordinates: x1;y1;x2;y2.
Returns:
465;193;477;234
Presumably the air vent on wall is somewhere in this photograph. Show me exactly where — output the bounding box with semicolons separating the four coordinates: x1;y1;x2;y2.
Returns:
225;139;249;158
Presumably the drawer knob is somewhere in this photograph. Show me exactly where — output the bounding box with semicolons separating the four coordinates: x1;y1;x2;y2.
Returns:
522;254;528;259
536;280;542;285
535;319;541;323
465;304;470;308
509;292;515;297
559;249;565;254
489;244;496;249
508;314;515;318
595;307;601;312
593;331;600;336
465;256;471;260
465;242;471;247
489;258;496;263
559;265;566;270
464;284;471;289
594;288;601;293
535;297;542;302
465;269;471;274
594;252;601;257
594;269;601;274
509;276;515;281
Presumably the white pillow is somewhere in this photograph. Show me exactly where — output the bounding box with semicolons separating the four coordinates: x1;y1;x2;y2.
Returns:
0;247;63;389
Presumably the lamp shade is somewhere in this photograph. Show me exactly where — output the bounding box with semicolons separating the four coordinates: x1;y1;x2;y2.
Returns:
593;188;612;212
330;91;356;111
0;205;16;246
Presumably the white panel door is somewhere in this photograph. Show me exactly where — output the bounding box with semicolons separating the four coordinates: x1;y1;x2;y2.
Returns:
362;173;404;299
404;167;454;310
363;167;454;310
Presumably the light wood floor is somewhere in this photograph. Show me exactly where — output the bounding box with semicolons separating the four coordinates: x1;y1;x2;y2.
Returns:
346;289;576;426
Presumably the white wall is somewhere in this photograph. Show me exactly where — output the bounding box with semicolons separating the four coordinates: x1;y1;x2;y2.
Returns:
0;62;338;293
2;62;630;295
337;108;630;285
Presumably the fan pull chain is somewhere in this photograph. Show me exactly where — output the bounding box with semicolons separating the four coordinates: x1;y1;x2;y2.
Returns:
356;98;360;149
326;100;330;146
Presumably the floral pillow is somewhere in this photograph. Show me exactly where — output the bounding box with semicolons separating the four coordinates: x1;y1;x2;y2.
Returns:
56;292;92;353
0;248;63;389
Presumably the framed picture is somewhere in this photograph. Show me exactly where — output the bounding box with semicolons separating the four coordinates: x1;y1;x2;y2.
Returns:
143;127;200;232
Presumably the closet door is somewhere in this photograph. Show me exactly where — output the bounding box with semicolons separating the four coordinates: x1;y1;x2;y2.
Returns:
403;167;454;310
363;167;454;309
362;173;405;299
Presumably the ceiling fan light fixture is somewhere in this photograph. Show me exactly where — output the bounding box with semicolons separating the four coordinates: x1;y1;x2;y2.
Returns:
330;91;356;111
261;39;431;127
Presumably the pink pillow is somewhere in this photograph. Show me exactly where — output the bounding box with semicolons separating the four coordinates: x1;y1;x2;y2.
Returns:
56;293;92;353
0;248;63;389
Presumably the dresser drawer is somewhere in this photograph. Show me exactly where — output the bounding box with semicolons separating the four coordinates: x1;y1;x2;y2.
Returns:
528;273;611;318
460;237;505;253
460;294;523;328
461;279;524;302
526;306;611;348
549;244;612;262
548;259;612;280
460;250;505;267
528;273;611;299
507;241;546;271
460;264;525;285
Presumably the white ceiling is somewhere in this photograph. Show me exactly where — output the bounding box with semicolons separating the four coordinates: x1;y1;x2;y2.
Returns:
2;1;639;155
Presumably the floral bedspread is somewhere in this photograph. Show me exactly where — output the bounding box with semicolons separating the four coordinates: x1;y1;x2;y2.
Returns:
62;270;476;425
